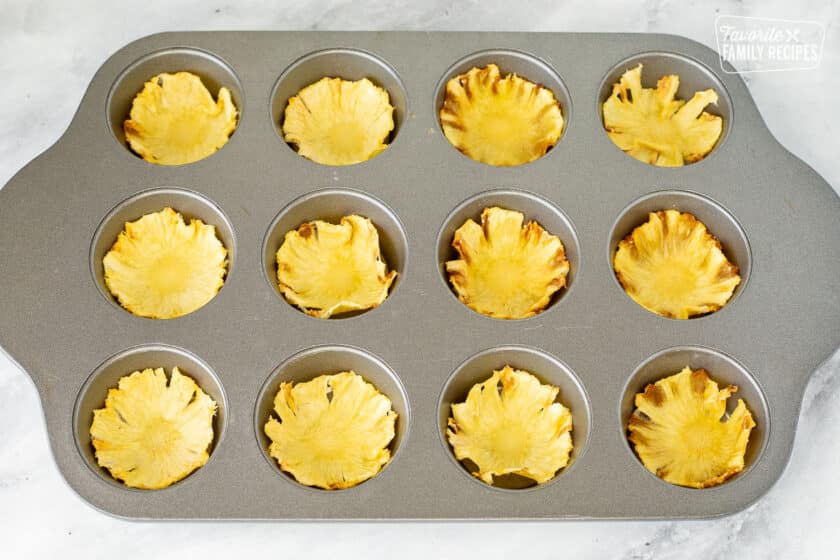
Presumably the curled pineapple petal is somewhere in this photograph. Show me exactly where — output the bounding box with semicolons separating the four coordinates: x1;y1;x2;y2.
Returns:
103;208;228;319
124;72;238;165
440;64;564;166
276;215;396;318
613;210;740;319
628;367;756;488
447;366;573;485
90;367;217;489
446;207;569;319
602;64;723;166
264;371;397;489
282;77;395;165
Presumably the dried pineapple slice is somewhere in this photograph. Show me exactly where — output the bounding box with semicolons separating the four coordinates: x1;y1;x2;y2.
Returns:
276;215;396;318
103;208;228;319
447;366;573;485
602;64;723;166
282;77;394;165
124;72;238;165
446;207;569;319
264;371;397;489
439;64;564;166
628;367;756;488
613;210;740;319
90;367;217;489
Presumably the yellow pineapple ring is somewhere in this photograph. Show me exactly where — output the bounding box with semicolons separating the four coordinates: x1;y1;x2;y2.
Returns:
103;208;228;319
124;72;238;166
90;367;217;489
264;371;397;489
628;367;756;488
447;366;573;485
613;210;740;319
446;207;569;319
439;64;564;166
602;64;723;166
276;215;397;318
282;77;395;165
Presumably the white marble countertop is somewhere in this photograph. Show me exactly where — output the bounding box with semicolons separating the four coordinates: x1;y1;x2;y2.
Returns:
1;1;838;557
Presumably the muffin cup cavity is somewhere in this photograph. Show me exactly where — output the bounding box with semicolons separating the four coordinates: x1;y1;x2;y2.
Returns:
436;189;580;319
254;345;410;491
619;345;770;488
270;48;408;162
90;187;236;318
433;49;572;164
437;346;591;491
73;344;228;491
597;51;733;164
107;47;243;158
262;188;408;318
607;189;751;319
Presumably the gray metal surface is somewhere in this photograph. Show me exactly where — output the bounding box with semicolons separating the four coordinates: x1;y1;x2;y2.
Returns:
0;31;838;520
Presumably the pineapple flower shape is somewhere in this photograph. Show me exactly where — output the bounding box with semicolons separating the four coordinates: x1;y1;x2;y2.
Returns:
103;208;228;319
264;371;397;490
439;64;564;166
124;72;238;166
602;64;723;167
447;366;573;485
89;367;217;489
446;207;569;319
613;209;740;319
276;214;397;318
628;366;756;488
282;77;395;166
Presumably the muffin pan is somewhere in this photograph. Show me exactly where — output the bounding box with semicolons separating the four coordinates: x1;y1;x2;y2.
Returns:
0;31;838;520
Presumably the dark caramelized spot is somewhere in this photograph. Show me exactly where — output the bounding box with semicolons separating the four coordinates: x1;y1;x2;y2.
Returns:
719;259;740;280
627;414;650;447
643;383;665;406
462;74;473;100
654;210;670;235
298;222;315;239
444;120;465;132
124;121;139;136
